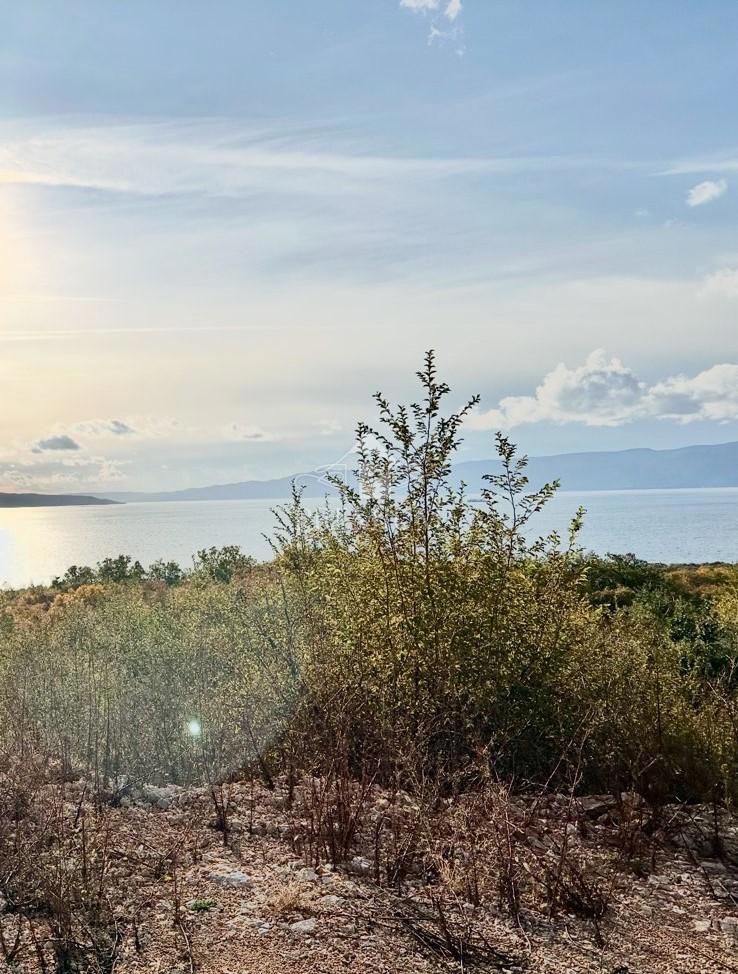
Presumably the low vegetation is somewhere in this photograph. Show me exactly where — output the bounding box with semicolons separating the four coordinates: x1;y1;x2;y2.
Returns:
2;353;738;969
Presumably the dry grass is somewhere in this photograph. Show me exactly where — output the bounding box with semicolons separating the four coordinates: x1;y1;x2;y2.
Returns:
265;881;311;916
3;768;738;973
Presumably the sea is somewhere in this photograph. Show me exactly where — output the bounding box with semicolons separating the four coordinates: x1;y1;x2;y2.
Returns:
0;488;737;588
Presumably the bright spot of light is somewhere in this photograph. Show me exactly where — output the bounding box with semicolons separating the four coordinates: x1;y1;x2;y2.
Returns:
187;718;202;738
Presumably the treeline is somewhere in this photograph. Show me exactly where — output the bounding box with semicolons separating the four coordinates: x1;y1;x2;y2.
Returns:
49;544;256;588
2;353;738;805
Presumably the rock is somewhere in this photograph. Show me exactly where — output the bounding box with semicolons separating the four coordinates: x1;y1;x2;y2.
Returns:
318;894;343;908
620;791;645;809
296;867;319;883
578;795;615;820
673;832;700;853
210;869;252;888
719;917;738;938
347;856;371;876
694;919;711;933
701;860;728;876
139;784;180;809
290;917;317;935
596;811;616;825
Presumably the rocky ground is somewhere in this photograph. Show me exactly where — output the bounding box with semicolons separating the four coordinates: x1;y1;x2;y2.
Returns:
3;777;738;973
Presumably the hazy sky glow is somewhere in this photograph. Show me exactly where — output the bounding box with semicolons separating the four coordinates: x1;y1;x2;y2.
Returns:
2;1;738;492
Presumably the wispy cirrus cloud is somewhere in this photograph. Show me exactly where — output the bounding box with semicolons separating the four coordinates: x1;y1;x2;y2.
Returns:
663;155;738;175
468;350;738;429
0;119;567;200
686;178;727;207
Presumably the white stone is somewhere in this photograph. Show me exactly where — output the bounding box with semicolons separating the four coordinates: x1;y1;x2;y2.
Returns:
296;867;319;883
318;894;343;908
210;870;252;888
348;856;371;876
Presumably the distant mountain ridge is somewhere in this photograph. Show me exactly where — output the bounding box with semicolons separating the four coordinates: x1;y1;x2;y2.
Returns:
456;441;738;493
0;492;118;509
103;472;333;503
102;440;738;503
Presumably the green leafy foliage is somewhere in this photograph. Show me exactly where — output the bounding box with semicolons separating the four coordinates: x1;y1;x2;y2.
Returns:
1;353;738;806
193;545;256;583
188;899;218;912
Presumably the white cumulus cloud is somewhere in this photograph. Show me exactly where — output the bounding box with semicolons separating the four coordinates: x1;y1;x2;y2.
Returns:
468;351;738;429
686;178;727;207
645;364;738;422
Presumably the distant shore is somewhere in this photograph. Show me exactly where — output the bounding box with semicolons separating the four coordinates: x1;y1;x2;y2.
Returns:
0;492;120;509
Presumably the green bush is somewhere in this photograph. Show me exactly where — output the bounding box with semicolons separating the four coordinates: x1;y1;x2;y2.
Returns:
1;353;737;804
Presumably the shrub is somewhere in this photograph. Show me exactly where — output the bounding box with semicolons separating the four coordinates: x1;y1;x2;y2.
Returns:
1;352;737;806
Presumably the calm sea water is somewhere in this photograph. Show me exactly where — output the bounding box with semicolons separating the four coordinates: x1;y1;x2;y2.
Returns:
0;489;737;588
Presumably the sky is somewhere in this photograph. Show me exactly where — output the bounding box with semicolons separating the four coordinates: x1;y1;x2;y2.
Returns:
2;0;738;493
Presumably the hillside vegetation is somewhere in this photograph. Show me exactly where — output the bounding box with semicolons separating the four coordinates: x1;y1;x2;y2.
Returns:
2;354;738;970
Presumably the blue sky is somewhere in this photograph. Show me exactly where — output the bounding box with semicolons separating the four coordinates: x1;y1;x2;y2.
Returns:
2;1;738;491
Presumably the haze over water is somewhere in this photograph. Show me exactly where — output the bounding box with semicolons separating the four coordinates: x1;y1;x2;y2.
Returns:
1;488;737;589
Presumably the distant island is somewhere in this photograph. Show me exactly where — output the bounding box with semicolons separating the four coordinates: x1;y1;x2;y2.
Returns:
101;440;738;503
0;492;119;509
